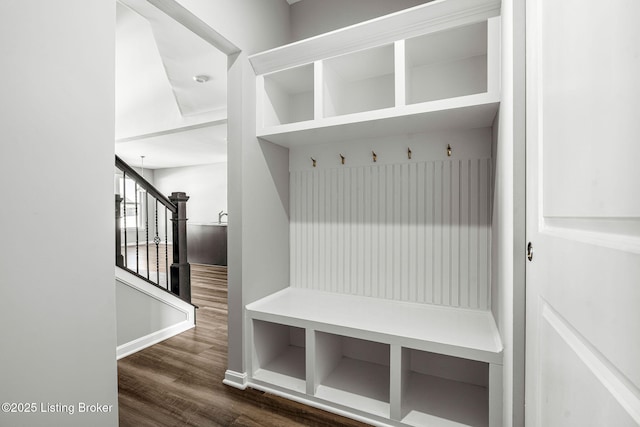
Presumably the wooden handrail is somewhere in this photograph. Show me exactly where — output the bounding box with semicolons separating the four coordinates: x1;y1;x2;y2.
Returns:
115;155;176;213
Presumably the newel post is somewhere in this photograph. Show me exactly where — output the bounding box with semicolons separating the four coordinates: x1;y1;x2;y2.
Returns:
169;192;191;302
115;195;124;267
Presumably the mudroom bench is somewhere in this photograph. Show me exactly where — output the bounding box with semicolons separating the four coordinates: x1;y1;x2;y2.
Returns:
246;287;503;427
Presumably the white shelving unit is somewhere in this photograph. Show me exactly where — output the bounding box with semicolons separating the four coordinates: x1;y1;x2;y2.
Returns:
251;320;306;394
246;288;503;426
314;333;390;418
404;21;488;105
244;1;504;426
261;63;314;127
252;1;501;147
322;43;395;117
399;348;490;427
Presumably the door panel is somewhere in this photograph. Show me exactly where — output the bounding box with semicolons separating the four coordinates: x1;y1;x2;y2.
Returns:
539;305;637;427
540;1;640;218
526;0;640;425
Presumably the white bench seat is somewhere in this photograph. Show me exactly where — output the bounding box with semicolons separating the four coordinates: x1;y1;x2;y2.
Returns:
246;287;504;426
246;287;503;364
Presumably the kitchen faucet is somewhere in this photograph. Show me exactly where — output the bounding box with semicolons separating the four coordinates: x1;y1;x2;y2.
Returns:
218;210;228;224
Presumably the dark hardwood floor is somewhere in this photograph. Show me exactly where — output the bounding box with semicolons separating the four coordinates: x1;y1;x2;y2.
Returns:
117;264;370;427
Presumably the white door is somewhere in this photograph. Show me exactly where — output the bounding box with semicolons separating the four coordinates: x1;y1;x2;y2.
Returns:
525;0;640;426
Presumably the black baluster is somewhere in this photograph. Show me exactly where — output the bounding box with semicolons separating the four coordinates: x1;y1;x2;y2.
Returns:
145;191;149;280
165;207;169;290
123;171;128;268
155;198;160;286
115;195;124;267
135;182;139;274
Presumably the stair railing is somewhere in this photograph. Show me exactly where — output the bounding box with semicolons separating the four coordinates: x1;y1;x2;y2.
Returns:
115;155;191;303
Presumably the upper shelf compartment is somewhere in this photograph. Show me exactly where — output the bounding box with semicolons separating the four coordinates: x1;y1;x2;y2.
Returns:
262;63;314;127
323;44;395;118
251;0;501;147
405;21;488;105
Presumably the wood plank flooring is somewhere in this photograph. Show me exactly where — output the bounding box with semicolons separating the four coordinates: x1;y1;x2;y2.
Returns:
117;264;371;427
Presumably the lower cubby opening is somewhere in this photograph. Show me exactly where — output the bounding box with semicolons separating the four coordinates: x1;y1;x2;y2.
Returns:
252;320;306;393
401;349;489;427
314;332;390;418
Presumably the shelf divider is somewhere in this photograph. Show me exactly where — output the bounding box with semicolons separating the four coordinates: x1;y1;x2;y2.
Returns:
489;363;504;427
390;344;405;421
305;328;316;395
394;40;406;107
313;61;323;120
256;74;265;131
487;16;501;97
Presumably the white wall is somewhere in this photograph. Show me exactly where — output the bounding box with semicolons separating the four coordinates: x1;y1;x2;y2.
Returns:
154;163;227;225
174;0;291;55
0;1;118;426
492;0;526;425
290;0;432;41
116;280;187;346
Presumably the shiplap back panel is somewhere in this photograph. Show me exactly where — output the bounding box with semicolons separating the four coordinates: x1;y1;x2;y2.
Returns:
290;158;492;310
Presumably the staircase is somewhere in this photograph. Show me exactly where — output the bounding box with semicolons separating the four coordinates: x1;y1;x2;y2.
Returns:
114;155;196;359
115;155;191;303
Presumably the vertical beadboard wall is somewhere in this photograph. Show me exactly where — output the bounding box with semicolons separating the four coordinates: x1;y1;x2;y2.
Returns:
289;130;493;310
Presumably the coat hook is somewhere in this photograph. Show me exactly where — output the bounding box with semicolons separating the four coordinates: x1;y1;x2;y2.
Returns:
447;144;452;157
372;151;377;162
408;147;412;160
340;154;345;165
311;157;316;167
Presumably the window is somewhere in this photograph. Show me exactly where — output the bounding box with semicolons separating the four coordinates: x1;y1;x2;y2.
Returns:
118;176;146;229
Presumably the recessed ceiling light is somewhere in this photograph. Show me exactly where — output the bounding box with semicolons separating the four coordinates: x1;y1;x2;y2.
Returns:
193;74;210;83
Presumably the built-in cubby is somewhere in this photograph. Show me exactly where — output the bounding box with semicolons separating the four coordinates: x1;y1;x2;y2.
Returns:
314;333;390;418
399;348;489;427
253;11;500;146
244;2;504;426
405;21;488;105
261;63;314;127
323;44;395;117
246;288;503;425
251;320;306;393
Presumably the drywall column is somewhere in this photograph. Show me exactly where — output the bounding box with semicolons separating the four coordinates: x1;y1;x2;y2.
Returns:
491;0;526;425
0;1;118;426
226;50;291;383
226;51;246;380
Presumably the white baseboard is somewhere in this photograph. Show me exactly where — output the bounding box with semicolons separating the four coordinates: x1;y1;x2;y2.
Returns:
117;320;194;360
223;370;248;390
115;267;196;360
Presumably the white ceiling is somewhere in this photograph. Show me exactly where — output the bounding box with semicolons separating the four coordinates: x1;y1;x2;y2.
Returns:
115;0;228;169
116;123;228;169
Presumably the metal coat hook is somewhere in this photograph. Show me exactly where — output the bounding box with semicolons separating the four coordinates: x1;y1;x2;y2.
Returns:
340;154;345;165
408;147;412;160
372;151;377;162
311;157;316;168
447;144;452;157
